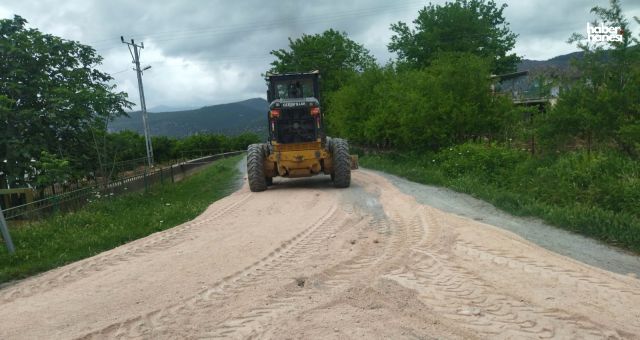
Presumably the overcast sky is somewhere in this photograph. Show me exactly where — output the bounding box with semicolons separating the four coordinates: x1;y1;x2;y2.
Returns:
1;0;639;110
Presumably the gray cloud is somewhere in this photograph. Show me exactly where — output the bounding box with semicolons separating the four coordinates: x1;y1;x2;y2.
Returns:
1;0;639;109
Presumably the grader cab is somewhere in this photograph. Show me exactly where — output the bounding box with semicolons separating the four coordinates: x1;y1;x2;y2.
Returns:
246;70;357;192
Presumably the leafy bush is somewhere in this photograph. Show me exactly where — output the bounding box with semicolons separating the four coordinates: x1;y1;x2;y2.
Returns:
433;143;527;181
328;53;518;150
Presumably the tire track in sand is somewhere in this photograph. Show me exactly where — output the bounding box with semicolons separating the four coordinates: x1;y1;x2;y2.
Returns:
0;192;253;304
386;206;633;339
354;171;633;338
77;201;343;339
202;188;433;339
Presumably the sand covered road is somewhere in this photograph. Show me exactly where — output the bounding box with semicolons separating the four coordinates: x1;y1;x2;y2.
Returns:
0;169;639;339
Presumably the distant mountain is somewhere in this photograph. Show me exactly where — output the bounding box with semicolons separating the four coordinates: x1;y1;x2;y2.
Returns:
516;45;640;74
109;98;268;138
517;51;584;72
147;104;197;113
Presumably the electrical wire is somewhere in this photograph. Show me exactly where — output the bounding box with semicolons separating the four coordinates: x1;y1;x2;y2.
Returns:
88;0;427;52
86;1;425;47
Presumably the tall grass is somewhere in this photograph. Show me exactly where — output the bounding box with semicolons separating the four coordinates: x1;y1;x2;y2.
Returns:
360;144;640;253
0;156;242;284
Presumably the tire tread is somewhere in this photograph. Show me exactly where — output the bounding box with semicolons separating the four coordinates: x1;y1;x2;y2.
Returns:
247;143;267;192
331;138;351;188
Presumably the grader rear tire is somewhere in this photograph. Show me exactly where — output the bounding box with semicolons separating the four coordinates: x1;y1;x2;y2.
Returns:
247;143;267;192
261;144;274;186
331;138;351;188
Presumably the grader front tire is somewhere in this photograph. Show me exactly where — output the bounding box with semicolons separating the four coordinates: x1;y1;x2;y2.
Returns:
247;143;267;192
332;138;351;188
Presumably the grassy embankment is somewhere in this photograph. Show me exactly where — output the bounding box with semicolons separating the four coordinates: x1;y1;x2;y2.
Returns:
0;155;242;284
360;143;640;253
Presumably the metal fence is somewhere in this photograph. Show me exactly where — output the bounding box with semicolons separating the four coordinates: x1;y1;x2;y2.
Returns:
1;151;244;223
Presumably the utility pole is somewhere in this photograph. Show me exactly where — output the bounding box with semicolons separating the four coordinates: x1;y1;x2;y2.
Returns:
0;206;15;255
121;36;154;167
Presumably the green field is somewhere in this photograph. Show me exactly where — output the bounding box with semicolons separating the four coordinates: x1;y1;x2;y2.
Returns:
0;156;242;284
360;144;640;253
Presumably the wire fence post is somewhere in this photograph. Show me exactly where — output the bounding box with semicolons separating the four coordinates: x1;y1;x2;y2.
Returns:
144;167;149;192
170;164;174;183
52;194;60;214
0;207;15;255
160;167;164;185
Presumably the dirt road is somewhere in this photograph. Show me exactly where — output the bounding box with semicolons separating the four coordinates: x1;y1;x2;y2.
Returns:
1;169;639;339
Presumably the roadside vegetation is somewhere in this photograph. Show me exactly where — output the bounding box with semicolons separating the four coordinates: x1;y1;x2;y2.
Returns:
269;0;640;251
113;131;260;163
0;15;259;190
0;155;241;284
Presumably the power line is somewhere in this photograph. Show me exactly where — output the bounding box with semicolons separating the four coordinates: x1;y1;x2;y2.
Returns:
89;1;425;51
137;3;422;44
108;68;131;75
89;1;424;46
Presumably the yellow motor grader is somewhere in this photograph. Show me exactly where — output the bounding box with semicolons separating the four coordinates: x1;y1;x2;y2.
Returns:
247;70;357;192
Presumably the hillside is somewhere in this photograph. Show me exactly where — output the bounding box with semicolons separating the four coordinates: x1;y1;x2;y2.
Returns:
517;51;583;72
516;46;639;72
108;97;268;137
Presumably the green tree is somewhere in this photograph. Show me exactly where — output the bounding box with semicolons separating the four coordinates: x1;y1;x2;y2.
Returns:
151;135;177;163
105;131;146;162
396;53;515;148
175;134;229;159
0;15;132;188
388;0;520;74
269;29;376;98
538;0;640;156
34;151;71;187
229;133;261;151
329;53;516;149
0;95;15;187
328;65;398;146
